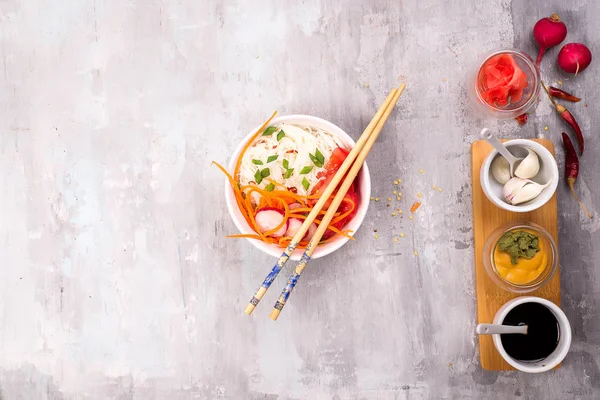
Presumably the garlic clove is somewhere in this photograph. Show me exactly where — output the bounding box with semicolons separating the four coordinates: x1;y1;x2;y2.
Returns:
491;156;511;184
510;182;544;205
514;148;540;179
503;176;551;205
503;177;530;203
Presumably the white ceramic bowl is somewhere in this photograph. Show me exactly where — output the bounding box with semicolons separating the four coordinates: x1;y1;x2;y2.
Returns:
224;115;371;260
480;139;559;213
492;296;572;373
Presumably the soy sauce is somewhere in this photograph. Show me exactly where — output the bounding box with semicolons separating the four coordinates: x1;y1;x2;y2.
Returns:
501;302;560;362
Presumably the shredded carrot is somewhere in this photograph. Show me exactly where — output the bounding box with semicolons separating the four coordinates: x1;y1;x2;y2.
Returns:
233;111;277;181
212;161;254;228
290;214;355;240
289;210;335;217
226;233;264;240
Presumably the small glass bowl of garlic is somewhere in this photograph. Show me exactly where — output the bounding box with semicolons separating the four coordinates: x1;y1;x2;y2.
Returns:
480;139;559;213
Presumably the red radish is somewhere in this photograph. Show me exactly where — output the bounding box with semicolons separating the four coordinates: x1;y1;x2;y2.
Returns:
284;218;303;238
288;203;302;210
255;208;288;237
304;223;317;241
286;203;303;237
533;14;567;66
558;43;592;75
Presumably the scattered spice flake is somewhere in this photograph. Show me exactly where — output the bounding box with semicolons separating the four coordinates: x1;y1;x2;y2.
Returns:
515;113;528;125
438;188;443;192
410;201;422;213
394;237;399;243
447;363;453;367
414;251;418;256
432;185;436;189
373;229;377;232
391;212;396;216
558;80;563;85
375;198;380;202
387;204;391;207
398;192;402;196
409;215;414;220
394;180;399;185
398;209;403;214
585;103;588;107
417;193;422;198
388;197;392;202
419;169;424;174
392;190;397;195
400;233;405;237
398;179;402;183
374;234;380;239
544;126;549;131
397;196;401;201
370;196;374;200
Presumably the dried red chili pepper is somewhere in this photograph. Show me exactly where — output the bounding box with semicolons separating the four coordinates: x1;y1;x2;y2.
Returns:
542;82;585;155
557;104;584;154
562;132;593;219
549;86;581;102
515;113;528;125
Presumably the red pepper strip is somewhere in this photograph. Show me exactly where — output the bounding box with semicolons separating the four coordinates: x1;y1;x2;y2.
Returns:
549;86;581;102
515;113;528;125
542;82;585;155
561;132;593;219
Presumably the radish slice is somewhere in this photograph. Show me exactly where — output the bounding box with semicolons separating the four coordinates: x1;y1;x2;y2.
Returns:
255;208;288;237
304;223;317;241
285;218;303;238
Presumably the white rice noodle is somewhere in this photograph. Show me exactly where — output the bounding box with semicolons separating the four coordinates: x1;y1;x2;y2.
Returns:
238;124;345;202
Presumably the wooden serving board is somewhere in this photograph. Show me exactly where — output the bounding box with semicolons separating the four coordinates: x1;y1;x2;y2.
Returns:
471;139;561;371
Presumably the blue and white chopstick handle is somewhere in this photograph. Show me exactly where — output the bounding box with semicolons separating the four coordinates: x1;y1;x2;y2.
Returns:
269;251;311;320
244;243;296;314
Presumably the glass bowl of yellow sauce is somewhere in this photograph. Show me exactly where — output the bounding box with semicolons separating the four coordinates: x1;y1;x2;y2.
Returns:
483;221;558;293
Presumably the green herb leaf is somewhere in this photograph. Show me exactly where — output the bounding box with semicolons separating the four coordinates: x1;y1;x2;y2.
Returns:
277;130;285;141
300;166;313;175
267;154;278;163
284;168;294;179
302;177;310;191
261;168;270;178
309;153;323;168
262;126;277;136
265;183;275;192
282;159;289;169
315;148;325;164
254;169;263;185
252;159;263;165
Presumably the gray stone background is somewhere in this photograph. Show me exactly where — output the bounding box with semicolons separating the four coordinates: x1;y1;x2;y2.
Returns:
1;0;599;399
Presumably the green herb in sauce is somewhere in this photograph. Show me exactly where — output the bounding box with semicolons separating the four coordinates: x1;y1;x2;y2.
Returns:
497;230;540;265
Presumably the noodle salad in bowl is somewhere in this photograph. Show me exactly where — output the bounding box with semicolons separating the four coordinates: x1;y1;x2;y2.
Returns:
215;113;371;260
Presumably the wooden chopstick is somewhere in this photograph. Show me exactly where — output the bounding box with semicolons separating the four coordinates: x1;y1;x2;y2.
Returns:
244;88;400;315
269;84;406;320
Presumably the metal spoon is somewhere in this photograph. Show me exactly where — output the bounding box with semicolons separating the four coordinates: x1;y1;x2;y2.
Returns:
476;323;528;335
480;128;524;177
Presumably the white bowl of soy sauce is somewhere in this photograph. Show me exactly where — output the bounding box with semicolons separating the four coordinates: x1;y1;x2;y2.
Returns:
492;296;572;373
